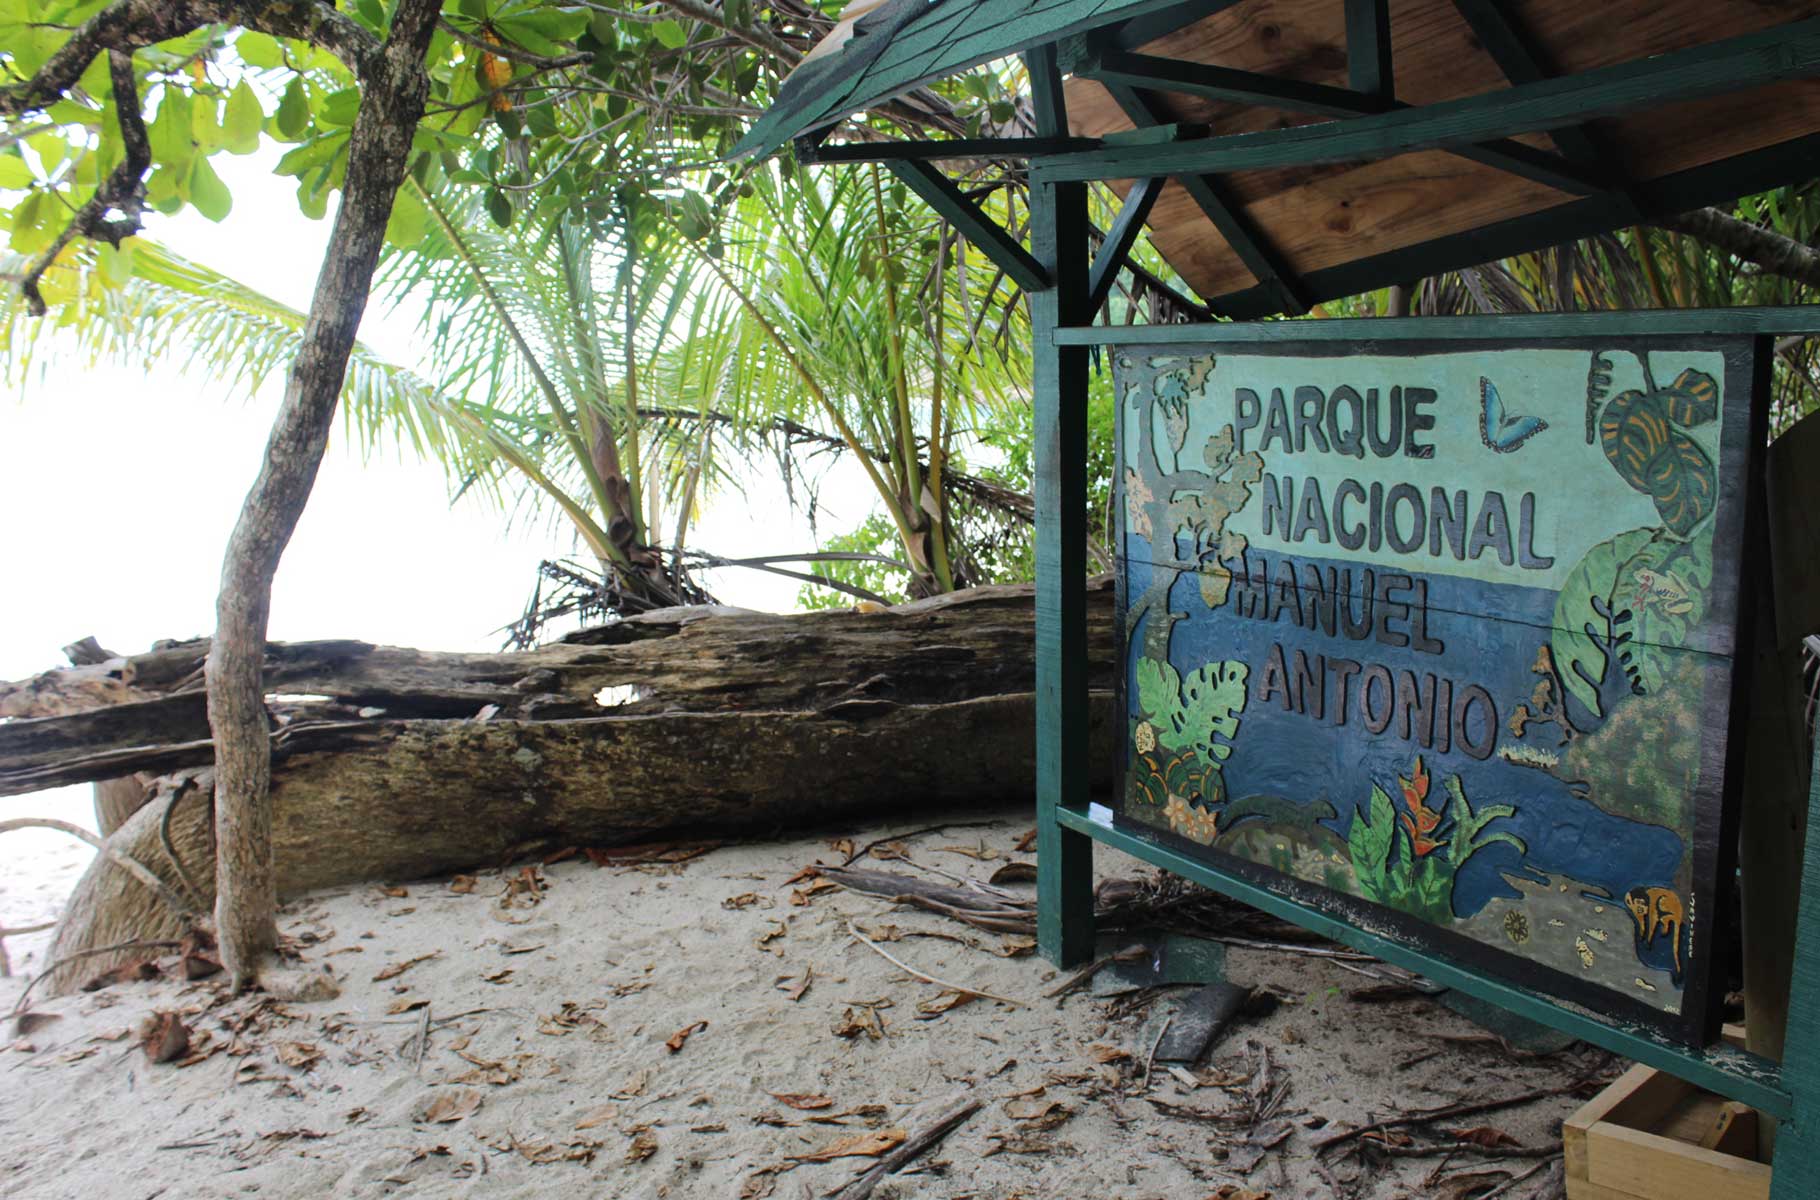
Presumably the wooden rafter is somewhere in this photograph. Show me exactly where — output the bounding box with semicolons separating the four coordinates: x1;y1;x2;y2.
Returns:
1086;174;1164;313
1345;0;1394;100
1105;82;1312;315
884;159;1051;293
1035;17;1820;183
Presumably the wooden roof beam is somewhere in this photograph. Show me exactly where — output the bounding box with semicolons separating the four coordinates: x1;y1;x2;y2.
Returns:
1106;83;1313;315
885;158;1052;293
799;136;1099;164
1345;0;1394;102
1034;17;1820;183
1074;46;1609;194
1086;174;1165;313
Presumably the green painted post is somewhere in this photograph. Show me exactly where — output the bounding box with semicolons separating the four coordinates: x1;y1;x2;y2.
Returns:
1769;731;1820;1197
1027;48;1096;969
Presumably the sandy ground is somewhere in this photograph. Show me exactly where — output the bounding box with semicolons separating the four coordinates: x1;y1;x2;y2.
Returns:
0;808;1604;1200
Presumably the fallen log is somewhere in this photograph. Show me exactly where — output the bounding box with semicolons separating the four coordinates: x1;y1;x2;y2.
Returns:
1;580;1117;796
16;581;1119;993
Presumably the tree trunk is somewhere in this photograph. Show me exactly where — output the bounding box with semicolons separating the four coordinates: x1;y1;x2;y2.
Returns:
13;582;1119;993
204;0;439;990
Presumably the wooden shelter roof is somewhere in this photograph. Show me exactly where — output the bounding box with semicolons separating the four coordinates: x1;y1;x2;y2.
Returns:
737;0;1820;318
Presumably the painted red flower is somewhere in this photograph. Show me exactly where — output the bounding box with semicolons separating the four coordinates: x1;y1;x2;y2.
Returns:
1397;756;1443;857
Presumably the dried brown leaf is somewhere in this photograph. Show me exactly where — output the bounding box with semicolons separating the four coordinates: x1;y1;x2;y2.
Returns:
988;861;1037;885
139;1012;189;1064
936;843;1000;861
1014;827;1038;853
378;885;408;898
386;997;428;1015
624;1129;658;1163
449;875;479;894
372;952;439;982
665;1020;708;1054
768;1092;834;1111
1448;1126;1521;1149
776;968;812;1002
756;922;788;949
574;1104;620;1130
276;1041;325;1069
789;1128;906;1163
483;968;513;985
723;892;760;910
422;1088;482;1124
915;989;979;1018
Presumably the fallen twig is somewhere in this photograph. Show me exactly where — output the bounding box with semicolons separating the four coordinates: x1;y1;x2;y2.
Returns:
842;822;1001;867
1140;1015;1174;1091
846;922;1023;1007
8;938;183;1017
1314;1083;1589;1151
1477;1156;1561;1198
827;1092;981;1200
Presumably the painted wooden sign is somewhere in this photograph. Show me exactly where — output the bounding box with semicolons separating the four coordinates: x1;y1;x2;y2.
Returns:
1113;335;1761;1045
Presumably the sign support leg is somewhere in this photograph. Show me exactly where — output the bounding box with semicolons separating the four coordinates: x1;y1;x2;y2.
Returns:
1031;173;1095;968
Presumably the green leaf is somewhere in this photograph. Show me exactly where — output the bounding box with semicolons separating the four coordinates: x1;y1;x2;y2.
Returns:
190;94;222;153
7;188;46;254
0;155;34;189
236;31;284;69
187;155;232;222
148;86;195;170
493;15;564;57
652;19;687;49
485;186;512;227
275;130;349;178
385;182;427;247
144;164;184;214
27;131;64;172
224;80;264;153
317;86;363;129
275;77;310;140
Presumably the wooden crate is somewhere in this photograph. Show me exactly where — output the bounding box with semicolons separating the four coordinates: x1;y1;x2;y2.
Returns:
1565;1059;1772;1200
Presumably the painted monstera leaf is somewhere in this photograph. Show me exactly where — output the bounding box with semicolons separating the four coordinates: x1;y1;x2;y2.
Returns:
1133;656;1248;764
1553;526;1716;723
1550;527;1663;722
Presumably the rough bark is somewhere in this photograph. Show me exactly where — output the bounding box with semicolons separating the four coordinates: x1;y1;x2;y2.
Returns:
204;0;439;990
19;583;1118;993
1656;207;1820;293
1;582;1117;794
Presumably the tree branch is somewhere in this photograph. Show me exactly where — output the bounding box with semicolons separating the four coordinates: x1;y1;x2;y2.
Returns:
1655;207;1820;293
20;50;149;316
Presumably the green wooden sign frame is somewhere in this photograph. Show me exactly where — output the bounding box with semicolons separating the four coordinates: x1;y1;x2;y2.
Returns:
1032;298;1820;1189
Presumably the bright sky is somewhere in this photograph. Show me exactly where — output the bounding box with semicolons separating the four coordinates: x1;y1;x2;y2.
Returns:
1;148;879;686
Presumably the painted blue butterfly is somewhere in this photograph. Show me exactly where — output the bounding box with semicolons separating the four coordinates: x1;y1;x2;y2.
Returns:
1479;377;1548;453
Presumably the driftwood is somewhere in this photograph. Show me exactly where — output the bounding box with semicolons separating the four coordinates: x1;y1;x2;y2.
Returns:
9;581;1117;993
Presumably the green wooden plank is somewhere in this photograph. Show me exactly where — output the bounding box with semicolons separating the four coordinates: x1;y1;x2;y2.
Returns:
805;136;1098;163
1087;174;1164;312
885;159;1052;293
1082;49;1605;193
1031;177;1096;970
1032;16;1820;181
1054;805;1791;1116
1025;43;1067;137
1082;48;1393;117
1769;725;1820;1194
1052;304;1820;345
1345;0;1394;100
